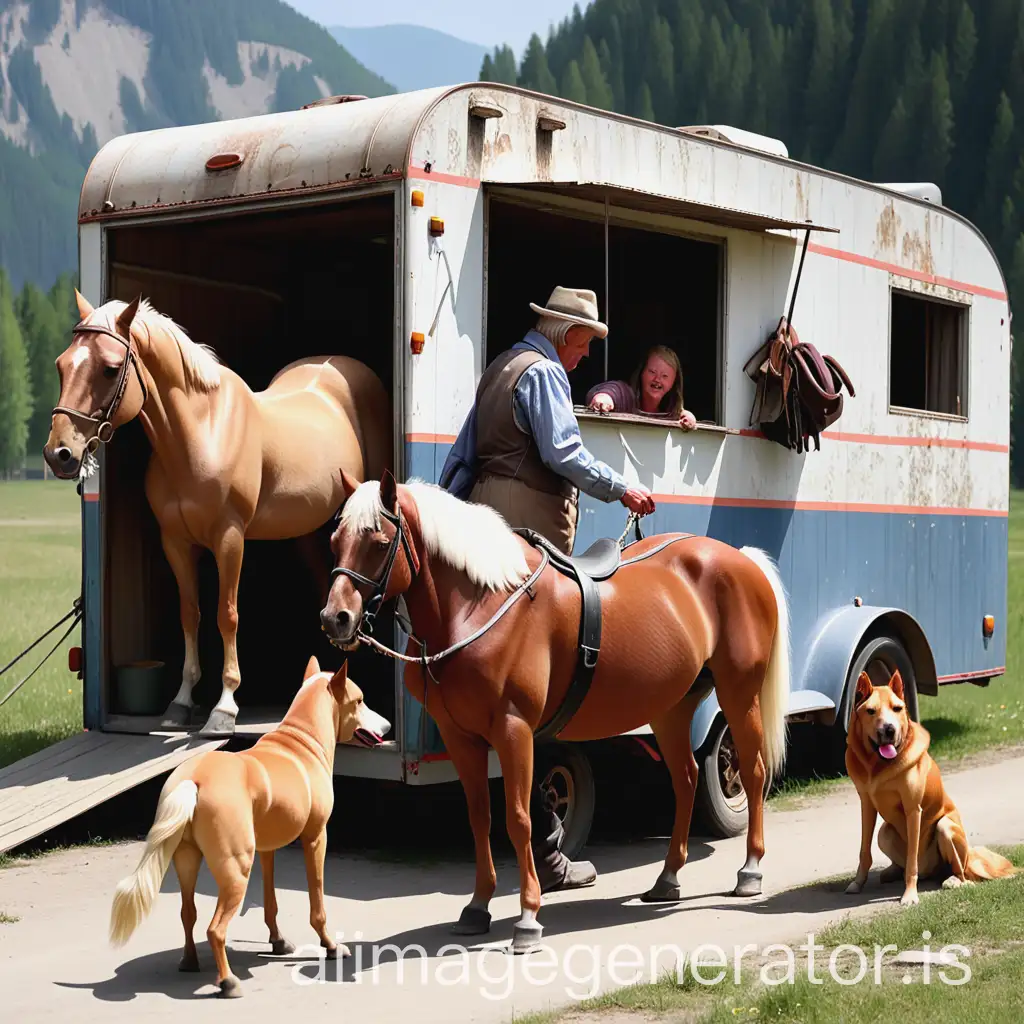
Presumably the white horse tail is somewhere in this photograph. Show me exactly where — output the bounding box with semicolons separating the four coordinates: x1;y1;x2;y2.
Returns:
739;547;791;779
109;780;198;948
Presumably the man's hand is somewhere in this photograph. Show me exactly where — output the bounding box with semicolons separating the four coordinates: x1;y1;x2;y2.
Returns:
620;484;655;517
588;392;614;412
679;410;697;430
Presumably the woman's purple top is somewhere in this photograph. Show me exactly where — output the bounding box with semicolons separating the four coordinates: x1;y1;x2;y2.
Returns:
584;380;676;418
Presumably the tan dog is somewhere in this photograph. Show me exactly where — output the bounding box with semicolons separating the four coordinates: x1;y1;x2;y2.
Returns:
845;668;1015;906
109;657;390;997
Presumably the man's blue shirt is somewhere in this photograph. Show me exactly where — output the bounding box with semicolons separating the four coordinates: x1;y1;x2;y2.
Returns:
439;331;628;502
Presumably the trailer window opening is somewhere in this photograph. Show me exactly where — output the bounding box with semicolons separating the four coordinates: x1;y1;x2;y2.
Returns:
484;197;723;425
99;193;399;727
889;290;968;419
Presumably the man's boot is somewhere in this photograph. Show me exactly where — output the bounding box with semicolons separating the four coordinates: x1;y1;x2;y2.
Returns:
530;780;597;893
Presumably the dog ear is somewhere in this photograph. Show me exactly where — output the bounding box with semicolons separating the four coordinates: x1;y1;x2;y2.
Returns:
380;469;398;513
303;655;320;681
888;669;905;700
854;671;873;706
328;659;349;698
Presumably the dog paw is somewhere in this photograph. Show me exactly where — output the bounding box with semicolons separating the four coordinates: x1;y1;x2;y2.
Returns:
900;891;920;907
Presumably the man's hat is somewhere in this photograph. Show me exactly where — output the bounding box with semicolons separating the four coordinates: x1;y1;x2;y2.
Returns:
529;286;608;338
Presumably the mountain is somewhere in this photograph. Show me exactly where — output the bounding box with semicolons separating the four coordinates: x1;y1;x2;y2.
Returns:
329;23;489;93
0;0;395;291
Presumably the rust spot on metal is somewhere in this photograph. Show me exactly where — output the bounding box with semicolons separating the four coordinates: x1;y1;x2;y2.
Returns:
901;215;935;276
494;132;512;157
876;201;899;253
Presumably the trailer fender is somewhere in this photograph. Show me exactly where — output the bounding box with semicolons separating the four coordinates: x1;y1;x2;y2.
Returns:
800;605;938;726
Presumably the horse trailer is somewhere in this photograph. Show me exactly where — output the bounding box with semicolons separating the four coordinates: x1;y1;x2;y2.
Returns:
1;82;1010;856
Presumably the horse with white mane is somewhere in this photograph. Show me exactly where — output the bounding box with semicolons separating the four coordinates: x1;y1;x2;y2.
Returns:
44;292;392;737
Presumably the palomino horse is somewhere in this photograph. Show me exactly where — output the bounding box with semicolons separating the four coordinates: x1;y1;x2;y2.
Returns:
321;471;791;952
43;292;392;737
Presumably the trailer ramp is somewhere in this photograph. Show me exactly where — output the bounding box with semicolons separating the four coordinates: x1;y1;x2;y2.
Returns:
0;730;225;855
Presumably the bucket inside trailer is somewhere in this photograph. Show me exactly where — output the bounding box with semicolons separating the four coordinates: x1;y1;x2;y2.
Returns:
97;191;399;731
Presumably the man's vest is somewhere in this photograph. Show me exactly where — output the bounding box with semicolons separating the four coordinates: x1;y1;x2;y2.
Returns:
473;348;576;500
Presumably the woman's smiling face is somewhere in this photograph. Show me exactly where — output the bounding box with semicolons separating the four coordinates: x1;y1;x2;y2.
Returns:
640;353;676;408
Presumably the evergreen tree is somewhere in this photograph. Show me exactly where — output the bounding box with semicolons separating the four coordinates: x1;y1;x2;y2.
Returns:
560;59;588;104
580;37;614;109
916;50;955;184
646;15;675;123
950;0;977;105
636;81;655;122
15;280;64;450
518;33;557;95
493;45;518;85
0;271;33;476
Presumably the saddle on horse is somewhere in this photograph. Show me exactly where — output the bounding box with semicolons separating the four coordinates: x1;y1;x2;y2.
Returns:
743;316;855;453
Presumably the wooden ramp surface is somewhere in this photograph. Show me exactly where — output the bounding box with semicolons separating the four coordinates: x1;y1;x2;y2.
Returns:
0;730;225;855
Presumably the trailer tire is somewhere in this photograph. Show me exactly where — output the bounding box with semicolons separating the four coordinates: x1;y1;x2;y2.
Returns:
536;744;595;862
829;633;920;772
695;717;750;839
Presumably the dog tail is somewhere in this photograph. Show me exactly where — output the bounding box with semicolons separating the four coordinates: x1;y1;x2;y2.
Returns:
964;845;1018;882
109;779;198;948
739;546;791;780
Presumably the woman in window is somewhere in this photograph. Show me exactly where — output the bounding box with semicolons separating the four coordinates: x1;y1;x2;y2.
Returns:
585;344;697;429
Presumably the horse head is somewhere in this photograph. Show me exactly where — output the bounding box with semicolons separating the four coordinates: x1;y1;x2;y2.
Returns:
44;291;148;479
321;469;422;646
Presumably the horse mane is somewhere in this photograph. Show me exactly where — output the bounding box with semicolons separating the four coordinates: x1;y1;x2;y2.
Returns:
101;298;222;392
341;479;530;592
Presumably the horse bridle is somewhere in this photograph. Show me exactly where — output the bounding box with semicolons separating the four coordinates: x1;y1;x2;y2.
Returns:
52;321;149;450
330;504;418;635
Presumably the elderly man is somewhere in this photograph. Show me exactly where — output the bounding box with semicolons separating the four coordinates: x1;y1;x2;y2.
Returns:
439;286;655;893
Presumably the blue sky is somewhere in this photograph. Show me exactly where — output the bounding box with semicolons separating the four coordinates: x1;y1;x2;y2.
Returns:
286;1;584;58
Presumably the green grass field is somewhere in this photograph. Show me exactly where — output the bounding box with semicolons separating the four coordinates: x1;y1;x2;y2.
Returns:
0;480;83;769
0;482;1022;775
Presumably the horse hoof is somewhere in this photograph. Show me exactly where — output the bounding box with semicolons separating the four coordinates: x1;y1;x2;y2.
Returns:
199;709;237;738
271;938;295;956
324;943;350;960
178;952;200;972
218;976;243;998
511;920;543;955
734;868;763;897
640;880;682;902
451;905;491;935
161;701;192;729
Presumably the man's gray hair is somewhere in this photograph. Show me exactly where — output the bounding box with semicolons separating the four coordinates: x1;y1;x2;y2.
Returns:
535;315;574;348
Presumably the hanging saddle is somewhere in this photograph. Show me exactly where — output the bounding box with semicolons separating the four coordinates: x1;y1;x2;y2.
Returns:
743;317;856;453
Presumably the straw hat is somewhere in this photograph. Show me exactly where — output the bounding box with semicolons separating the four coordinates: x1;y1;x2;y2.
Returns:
529;286;608;338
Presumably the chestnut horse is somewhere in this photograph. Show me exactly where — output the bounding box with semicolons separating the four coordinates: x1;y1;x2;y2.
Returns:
43;292;392;738
321;471;791;952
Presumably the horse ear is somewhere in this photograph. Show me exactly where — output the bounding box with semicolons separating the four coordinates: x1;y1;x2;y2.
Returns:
380;469;398;513
116;295;142;337
340;469;361;499
303;655;320;680
855;671;873;706
75;289;94;320
888;669;905;700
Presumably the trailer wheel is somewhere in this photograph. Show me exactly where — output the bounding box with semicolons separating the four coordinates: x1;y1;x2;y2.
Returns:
536;744;596;861
695;717;749;839
829;633;920;771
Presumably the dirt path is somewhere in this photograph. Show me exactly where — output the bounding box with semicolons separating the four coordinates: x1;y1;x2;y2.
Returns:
1;753;1022;1024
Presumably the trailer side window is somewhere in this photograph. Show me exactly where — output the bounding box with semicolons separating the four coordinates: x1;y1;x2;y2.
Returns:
889;290;968;418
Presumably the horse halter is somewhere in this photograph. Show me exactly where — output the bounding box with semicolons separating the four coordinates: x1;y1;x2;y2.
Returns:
330;504;417;635
52;321;149;450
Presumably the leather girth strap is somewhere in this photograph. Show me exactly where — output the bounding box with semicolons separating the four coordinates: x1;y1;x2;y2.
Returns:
514;528;694;744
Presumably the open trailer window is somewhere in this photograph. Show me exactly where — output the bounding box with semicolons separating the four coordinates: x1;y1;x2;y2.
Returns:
484;195;723;425
888;288;968;419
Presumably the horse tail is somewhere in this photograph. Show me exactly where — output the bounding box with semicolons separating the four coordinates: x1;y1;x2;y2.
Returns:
109;780;198;948
739;547;791;779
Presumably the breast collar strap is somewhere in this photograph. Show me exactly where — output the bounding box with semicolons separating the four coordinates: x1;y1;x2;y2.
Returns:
51;321;149;449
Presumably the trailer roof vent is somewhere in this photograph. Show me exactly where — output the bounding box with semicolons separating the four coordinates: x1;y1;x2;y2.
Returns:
302;94;368;110
678;124;789;159
878;182;943;205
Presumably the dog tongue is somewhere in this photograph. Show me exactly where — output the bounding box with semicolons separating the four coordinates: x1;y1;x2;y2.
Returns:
879;743;898;759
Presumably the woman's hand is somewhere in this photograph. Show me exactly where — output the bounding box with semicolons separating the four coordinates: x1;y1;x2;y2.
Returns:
679;409;697;430
588;392;615;412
